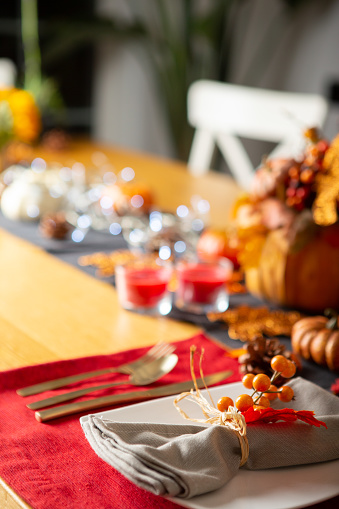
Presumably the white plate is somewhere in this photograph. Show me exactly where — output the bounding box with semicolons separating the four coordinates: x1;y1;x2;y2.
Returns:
80;382;339;509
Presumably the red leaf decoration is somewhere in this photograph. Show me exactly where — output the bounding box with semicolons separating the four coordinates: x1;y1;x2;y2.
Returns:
243;406;327;428
331;378;339;396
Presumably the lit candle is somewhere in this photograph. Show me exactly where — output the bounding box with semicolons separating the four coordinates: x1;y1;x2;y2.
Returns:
115;257;172;316
175;259;233;314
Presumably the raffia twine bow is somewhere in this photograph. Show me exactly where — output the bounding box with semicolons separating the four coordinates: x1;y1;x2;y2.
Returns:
174;346;249;467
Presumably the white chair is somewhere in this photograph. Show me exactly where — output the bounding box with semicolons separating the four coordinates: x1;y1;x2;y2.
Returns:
187;80;329;190
0;58;17;87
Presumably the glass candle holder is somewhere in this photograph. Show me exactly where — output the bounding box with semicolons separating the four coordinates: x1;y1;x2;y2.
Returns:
115;256;173;316
175;258;233;314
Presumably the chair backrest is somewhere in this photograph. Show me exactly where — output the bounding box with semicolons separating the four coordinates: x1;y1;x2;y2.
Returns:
187;80;329;190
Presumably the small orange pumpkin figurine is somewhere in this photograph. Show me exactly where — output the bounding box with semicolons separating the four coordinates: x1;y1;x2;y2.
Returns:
101;181;154;215
291;310;339;371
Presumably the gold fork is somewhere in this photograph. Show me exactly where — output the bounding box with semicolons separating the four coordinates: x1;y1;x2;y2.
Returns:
27;353;178;410
16;342;175;397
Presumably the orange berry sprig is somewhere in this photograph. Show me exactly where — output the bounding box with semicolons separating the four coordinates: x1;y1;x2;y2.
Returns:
217;355;297;414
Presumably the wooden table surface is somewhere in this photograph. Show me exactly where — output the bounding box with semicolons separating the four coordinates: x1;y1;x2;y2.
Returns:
0;139;243;508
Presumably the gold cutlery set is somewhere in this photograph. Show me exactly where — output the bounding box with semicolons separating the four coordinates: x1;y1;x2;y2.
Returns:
17;342;232;422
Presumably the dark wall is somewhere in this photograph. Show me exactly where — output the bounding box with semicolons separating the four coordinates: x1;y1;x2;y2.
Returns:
0;1;95;133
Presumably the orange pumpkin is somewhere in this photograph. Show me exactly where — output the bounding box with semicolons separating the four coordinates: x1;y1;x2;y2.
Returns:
291;313;339;371
245;222;339;313
197;229;240;268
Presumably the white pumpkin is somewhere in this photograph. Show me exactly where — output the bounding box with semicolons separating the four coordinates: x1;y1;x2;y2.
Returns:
1;170;66;221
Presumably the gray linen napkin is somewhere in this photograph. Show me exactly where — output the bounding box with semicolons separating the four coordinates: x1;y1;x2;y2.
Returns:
81;378;339;499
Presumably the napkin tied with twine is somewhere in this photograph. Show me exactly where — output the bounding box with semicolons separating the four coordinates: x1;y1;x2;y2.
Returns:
81;378;339;499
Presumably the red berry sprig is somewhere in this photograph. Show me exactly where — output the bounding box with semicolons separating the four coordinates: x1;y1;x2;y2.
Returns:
217;355;297;413
283;129;330;212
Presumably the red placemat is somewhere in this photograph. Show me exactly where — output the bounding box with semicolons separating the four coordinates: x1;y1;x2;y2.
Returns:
0;333;241;509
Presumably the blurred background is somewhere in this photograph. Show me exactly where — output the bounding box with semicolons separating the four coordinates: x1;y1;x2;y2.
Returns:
1;0;339;167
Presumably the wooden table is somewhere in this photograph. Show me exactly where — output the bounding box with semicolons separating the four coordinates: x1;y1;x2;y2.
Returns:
0;139;243;508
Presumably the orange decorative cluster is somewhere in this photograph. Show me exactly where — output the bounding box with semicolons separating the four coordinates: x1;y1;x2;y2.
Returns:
78;249;138;277
217;355;296;413
208;305;302;341
0;88;41;146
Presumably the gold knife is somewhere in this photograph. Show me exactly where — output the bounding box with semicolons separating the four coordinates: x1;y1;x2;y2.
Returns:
35;369;233;422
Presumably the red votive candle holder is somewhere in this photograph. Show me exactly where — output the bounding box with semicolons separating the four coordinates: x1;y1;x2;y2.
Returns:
175;258;233;314
115;256;173;315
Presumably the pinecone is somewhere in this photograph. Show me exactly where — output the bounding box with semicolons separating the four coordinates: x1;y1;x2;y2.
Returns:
41;129;70;151
238;336;301;385
39;212;71;240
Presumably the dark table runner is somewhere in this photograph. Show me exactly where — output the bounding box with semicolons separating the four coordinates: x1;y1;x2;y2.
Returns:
0;212;337;391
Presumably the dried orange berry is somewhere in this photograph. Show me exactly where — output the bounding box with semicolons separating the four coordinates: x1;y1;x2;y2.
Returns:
263;384;279;401
253;405;266;411
300;169;315;184
235;394;254;412
256;395;270;408
271;355;288;373
304;127;319;142
242;373;255;390
278;386;294;402
252;373;271;392
288;166;300;179
280;360;297;378
217;396;234;412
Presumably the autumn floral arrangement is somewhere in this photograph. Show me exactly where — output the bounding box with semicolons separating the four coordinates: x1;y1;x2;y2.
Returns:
233;128;339;313
199;128;339;313
0;87;41;155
